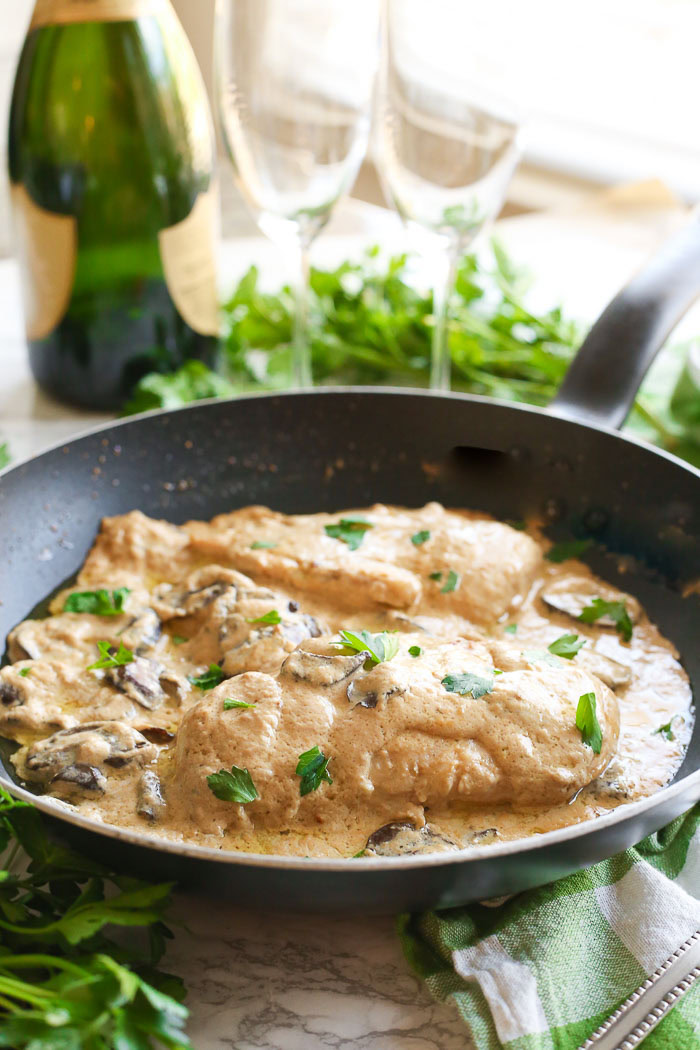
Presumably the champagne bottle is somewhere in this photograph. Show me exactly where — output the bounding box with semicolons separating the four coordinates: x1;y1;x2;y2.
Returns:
8;0;220;410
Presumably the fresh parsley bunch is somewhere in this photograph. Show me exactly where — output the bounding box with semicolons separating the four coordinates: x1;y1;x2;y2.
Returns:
0;787;191;1049
119;241;700;465
123;242;580;413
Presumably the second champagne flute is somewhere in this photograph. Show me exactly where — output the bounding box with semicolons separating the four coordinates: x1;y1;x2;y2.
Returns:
378;0;523;390
216;0;379;387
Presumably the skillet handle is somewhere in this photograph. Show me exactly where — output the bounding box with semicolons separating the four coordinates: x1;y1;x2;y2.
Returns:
550;215;700;430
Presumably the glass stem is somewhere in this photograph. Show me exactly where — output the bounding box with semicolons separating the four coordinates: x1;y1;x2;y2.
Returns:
430;244;459;391
292;238;313;388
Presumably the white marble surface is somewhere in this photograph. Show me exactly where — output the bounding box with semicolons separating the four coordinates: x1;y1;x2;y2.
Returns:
1;189;698;1049
166;900;468;1049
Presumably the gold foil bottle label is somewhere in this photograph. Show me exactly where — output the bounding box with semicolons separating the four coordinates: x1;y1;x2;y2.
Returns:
30;0;167;29
158;187;219;337
10;185;77;341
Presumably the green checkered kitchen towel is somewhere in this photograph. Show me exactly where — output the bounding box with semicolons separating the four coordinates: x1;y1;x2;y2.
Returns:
398;805;700;1050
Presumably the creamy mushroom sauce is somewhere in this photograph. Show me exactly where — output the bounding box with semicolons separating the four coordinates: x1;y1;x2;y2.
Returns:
1;503;693;859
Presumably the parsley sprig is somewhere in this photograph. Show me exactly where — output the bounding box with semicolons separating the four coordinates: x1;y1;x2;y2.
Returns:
576;691;603;753
579;599;633;642
296;746;333;796
338;629;399;667
442;672;494;699
246;609;281;625
64;587;131;616
324;517;373;551
188;663;226;690
207;766;258;803
0;786;191;1048
548;633;586;659
87;640;134;671
654;717;682;742
546;539;592;563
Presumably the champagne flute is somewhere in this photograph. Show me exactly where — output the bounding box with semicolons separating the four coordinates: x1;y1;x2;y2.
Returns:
215;0;379;387
377;0;523;390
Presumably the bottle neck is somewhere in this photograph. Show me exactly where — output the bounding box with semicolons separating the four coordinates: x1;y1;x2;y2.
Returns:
30;0;170;30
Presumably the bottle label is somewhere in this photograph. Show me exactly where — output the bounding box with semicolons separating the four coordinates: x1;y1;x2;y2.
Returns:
30;0;167;28
10;185;77;341
159;186;220;337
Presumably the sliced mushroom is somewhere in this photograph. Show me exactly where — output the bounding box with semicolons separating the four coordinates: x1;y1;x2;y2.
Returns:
18;721;155;786
107;656;165;710
576;650;632;691
51;763;106;795
6;622;42;662
279;615;322;647
119;608;162;652
464;827;499;845
364;822;459;856
280;647;368;687
153;580;237;619
541;575;640;623
138;726;176;744
346;679;406;710
0;679;22;707
591;758;635;801
137;770;165;821
158;670;189;704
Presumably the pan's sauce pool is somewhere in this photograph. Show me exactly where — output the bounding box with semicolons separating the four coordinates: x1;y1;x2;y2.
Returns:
1;504;693;858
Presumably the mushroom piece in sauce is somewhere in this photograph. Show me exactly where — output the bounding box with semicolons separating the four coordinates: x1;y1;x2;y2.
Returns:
15;721;156;788
107;656;166;710
280;645;369;687
364;822;459;856
541;575;640;623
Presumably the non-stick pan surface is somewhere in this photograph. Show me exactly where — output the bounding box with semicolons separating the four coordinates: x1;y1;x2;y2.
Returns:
0;225;698;913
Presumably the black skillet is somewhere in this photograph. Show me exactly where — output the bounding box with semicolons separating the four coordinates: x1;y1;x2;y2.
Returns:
1;219;699;914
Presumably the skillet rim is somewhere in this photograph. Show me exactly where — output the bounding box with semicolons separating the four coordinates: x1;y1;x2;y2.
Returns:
0;385;699;481
2;764;698;872
0;386;698;871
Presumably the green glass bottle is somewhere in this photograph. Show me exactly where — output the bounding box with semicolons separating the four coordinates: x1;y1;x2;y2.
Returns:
8;0;219;410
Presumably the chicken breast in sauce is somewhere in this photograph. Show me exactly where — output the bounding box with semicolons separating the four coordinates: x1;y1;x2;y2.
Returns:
2;502;693;859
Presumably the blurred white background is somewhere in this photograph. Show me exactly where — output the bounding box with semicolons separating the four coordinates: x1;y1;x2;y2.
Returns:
3;0;700;256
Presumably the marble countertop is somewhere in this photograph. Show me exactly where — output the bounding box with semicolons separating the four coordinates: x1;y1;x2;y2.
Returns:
1;187;696;1050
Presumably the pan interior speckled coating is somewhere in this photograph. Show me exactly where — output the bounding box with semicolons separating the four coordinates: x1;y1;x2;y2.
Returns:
0;388;698;909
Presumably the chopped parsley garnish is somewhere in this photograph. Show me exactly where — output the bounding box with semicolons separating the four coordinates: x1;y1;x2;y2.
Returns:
352;849;366;858
188;663;225;690
246;609;282;625
579;598;633;642
576;692;603;753
18;668;31;677
87;640;134;671
223;698;257;710
64;587;130;616
654;717;681;742
324;516;373;551
338;629;400;667
207;765;258;803
296;745;333;796
548;633;586;659
411;530;431;546
546;539;592;563
172;634;188;645
251;540;277;549
506;519;526;531
408;645;422;657
442;672;494;699
441;569;460;593
504;623;518;635
429;571;443;581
